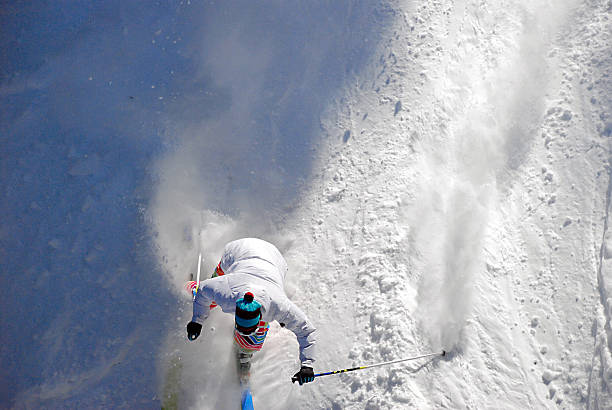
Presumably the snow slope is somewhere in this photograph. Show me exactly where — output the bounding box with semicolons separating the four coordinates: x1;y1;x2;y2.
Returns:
156;0;612;408
1;0;610;409
277;1;612;408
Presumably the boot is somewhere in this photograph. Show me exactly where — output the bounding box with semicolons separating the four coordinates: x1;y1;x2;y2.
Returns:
238;352;252;384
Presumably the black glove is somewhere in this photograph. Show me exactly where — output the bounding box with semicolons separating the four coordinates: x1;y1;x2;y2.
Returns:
187;321;202;341
292;366;315;385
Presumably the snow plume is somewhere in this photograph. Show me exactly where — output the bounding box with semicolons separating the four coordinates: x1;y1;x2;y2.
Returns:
403;88;501;352
405;68;502;353
148;129;267;291
145;3;391;408
148;2;388;291
406;111;499;353
405;166;492;352
403;0;577;353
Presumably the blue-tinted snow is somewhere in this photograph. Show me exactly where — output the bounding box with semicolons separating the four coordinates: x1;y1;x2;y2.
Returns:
0;1;391;407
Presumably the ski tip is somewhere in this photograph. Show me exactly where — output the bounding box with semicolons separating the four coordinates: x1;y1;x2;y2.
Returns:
241;388;254;410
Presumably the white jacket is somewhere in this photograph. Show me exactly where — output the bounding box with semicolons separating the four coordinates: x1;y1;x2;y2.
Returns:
192;238;317;366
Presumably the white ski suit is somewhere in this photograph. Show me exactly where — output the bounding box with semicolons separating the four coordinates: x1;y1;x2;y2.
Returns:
192;238;317;366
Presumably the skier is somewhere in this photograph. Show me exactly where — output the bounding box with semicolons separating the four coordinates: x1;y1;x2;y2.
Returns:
186;238;317;386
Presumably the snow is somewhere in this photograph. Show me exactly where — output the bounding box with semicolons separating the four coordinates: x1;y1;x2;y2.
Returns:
1;0;611;409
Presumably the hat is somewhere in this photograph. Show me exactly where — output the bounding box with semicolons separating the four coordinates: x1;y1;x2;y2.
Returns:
235;292;262;334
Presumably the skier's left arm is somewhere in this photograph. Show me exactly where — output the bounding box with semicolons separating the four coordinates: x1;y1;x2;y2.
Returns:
280;299;317;368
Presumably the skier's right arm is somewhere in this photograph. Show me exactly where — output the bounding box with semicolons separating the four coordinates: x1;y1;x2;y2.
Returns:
187;278;220;341
191;289;212;324
187;284;213;341
192;284;214;325
191;276;235;324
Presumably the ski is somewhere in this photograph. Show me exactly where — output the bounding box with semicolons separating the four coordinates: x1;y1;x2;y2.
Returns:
237;351;255;410
240;386;254;410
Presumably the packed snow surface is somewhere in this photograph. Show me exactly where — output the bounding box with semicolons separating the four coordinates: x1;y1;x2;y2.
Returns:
1;0;611;409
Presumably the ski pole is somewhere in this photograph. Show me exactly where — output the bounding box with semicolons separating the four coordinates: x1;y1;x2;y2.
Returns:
292;350;445;383
193;253;202;301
